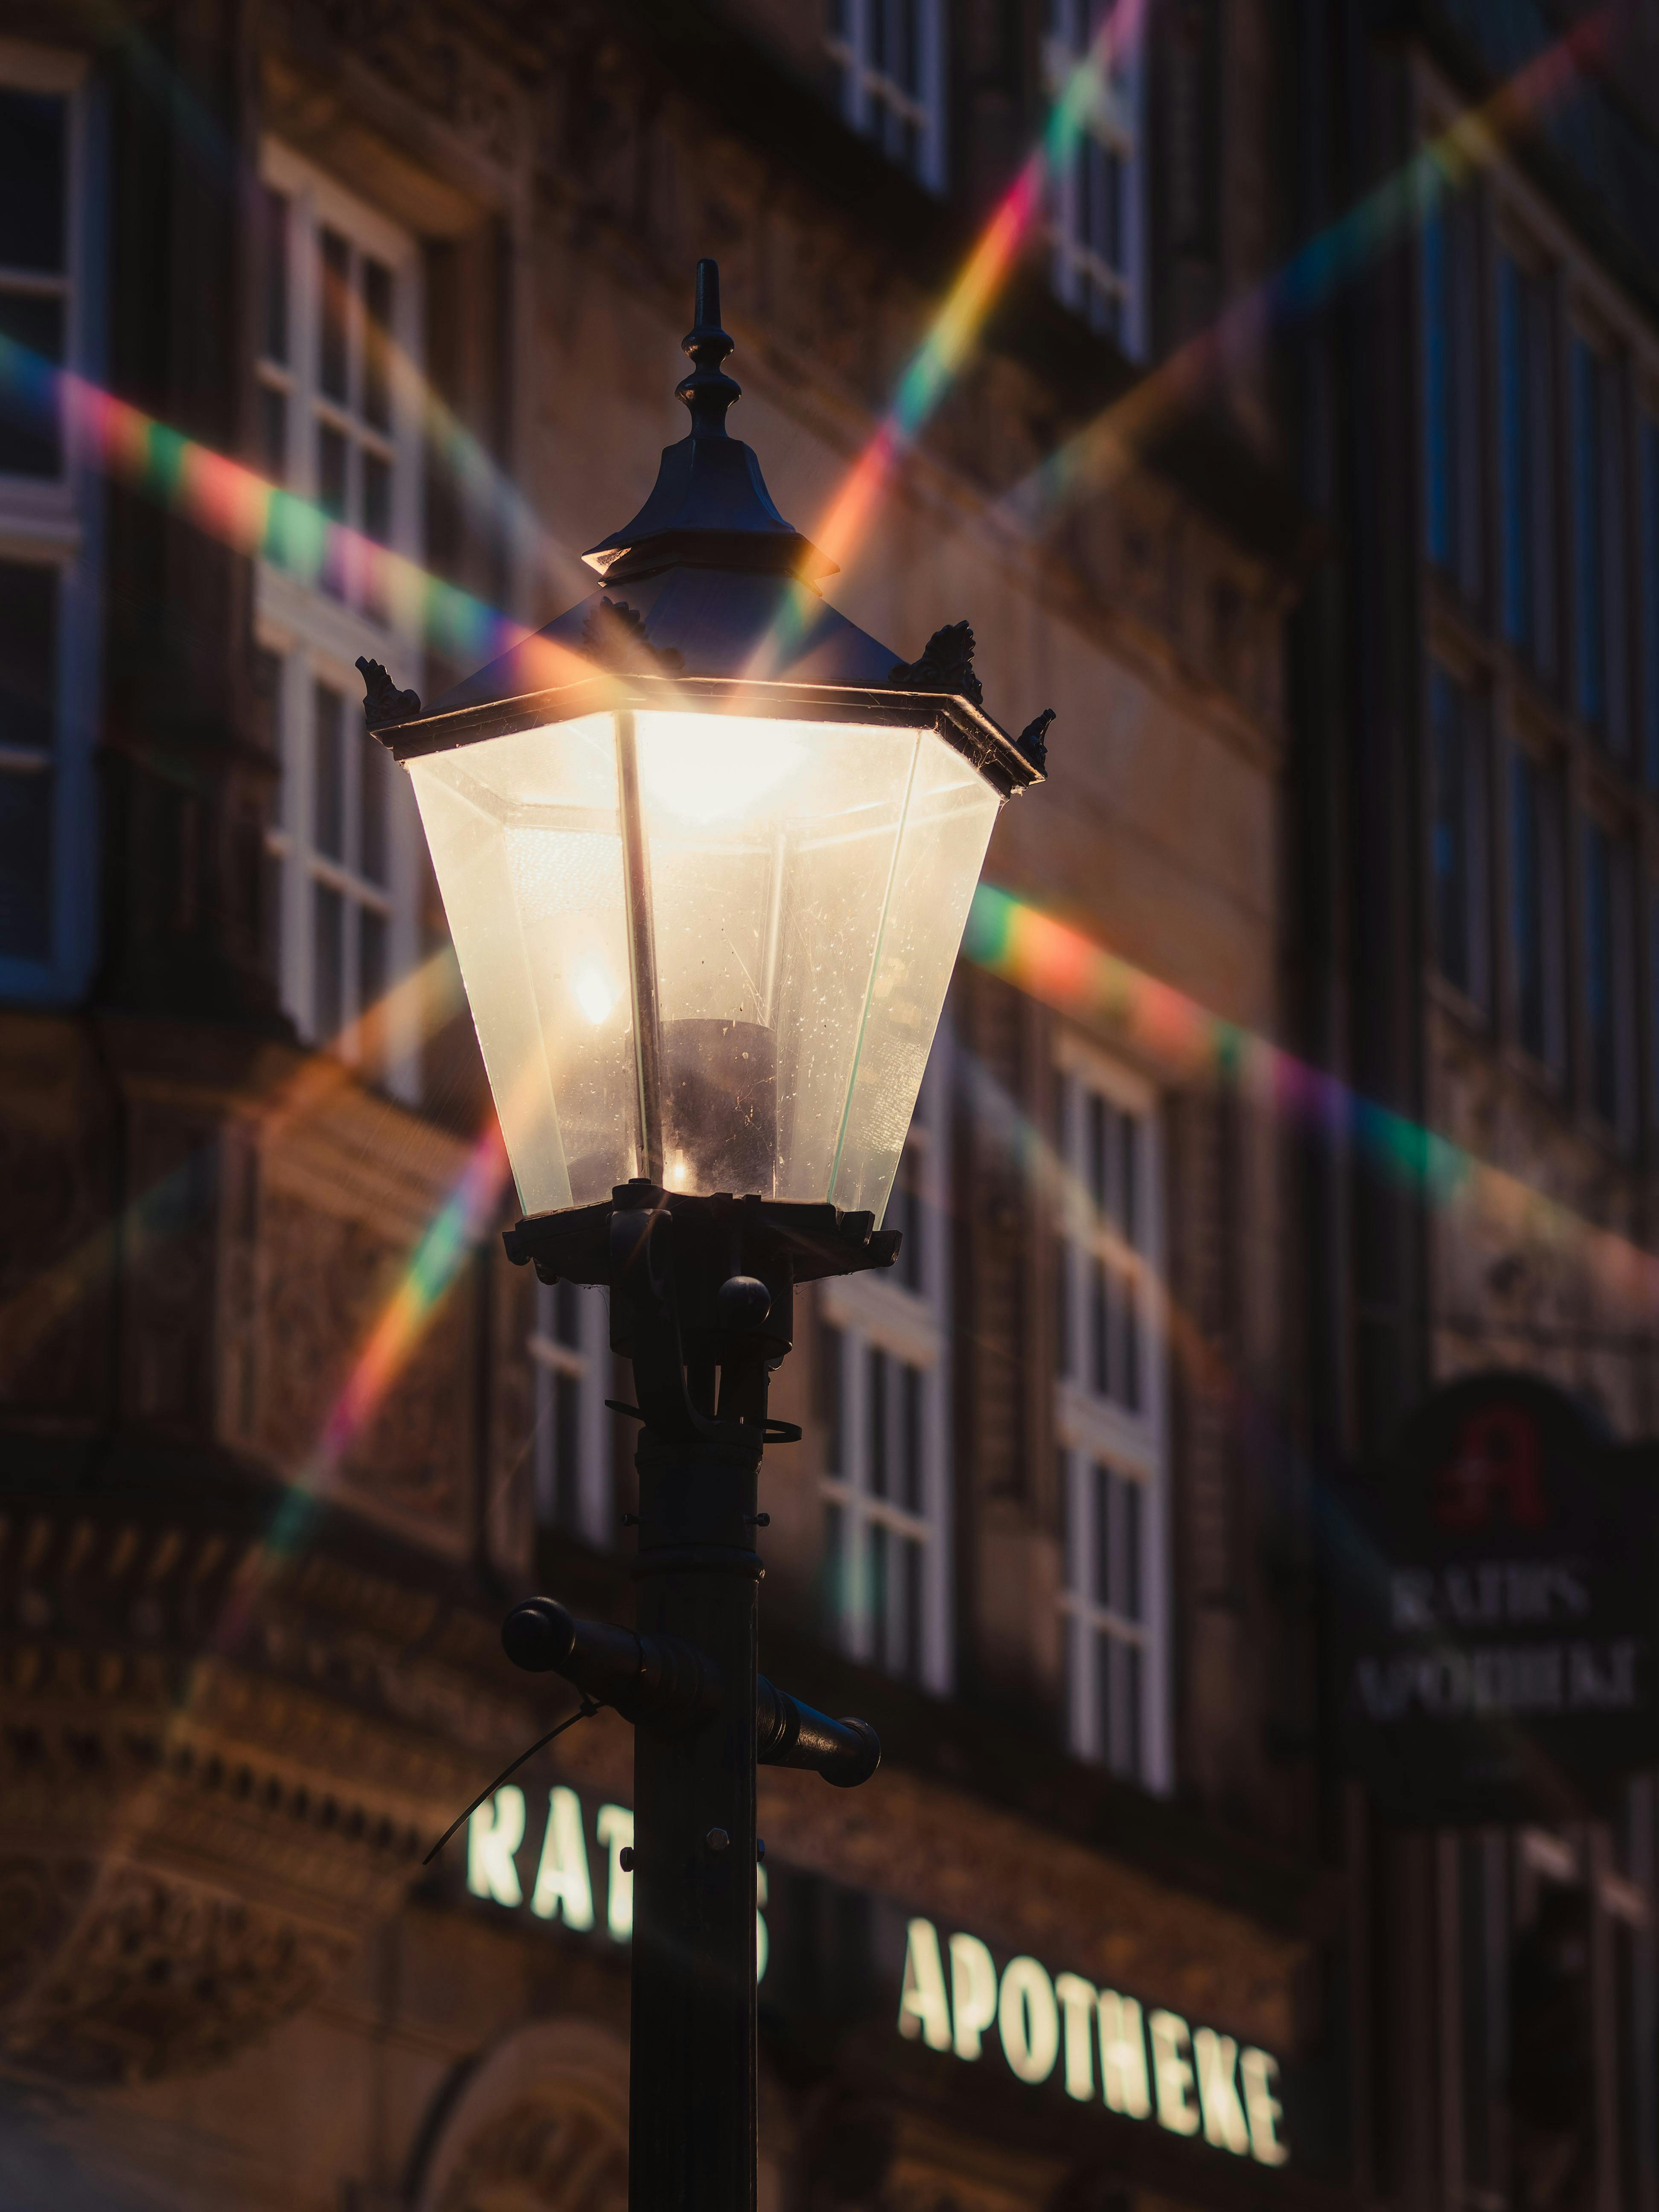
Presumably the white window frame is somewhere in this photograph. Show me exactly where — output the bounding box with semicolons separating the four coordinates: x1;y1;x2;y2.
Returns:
1053;1035;1170;1792
0;38;105;1003
1044;2;1147;360
530;1281;612;1548
818;1027;953;1694
826;0;947;195
255;140;424;1098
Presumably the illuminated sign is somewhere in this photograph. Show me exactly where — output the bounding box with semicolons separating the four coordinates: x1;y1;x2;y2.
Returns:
1333;1375;1659;1823
460;1788;1291;2171
465;1786;770;1972
895;1917;1287;2168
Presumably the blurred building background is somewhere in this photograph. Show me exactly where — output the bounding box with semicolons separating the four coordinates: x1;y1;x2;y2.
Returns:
0;2;1656;2209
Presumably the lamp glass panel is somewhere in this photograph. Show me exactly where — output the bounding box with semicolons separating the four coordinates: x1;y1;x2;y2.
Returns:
408;707;1000;1222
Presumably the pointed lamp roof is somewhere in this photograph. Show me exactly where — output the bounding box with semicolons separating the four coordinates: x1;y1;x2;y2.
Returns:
432;260;903;710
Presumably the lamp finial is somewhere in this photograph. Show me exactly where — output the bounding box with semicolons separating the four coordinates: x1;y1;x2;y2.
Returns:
675;258;740;437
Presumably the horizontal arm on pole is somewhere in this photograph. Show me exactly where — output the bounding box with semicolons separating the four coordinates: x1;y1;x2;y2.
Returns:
756;1676;881;1788
502;1597;720;1728
502;1601;880;1786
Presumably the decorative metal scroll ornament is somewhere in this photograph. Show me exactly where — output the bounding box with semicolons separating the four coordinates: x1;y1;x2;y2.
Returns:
355;655;422;730
889;622;1056;774
1016;708;1055;774
888;619;984;707
580;599;687;674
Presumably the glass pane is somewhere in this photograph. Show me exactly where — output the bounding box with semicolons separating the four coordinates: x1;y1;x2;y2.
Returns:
320;228;350;402
1513;751;1543;1058
358;904;386;1028
900;1362;923;1511
1121;1266;1140;1411
1431;669;1470;993
408;710;629;1213
1090;1254;1109;1395
261;187;289;363
313;682;344;857
1092;1461;1111;1606
870;1520;889;1660
868;1347;888;1498
827;725;1001;1216
1120;1477;1142;1620
891;1138;924;1289
1573;338;1605;726
1422;206;1450;566
1497;255;1530;650
0;90;66;273
0;292;64;475
1120;1113;1139;1246
313;880;343;1042
362;258;393;429
259;384;287;482
1112;1640;1142;1778
902;1533;923;1679
1087;1090;1106;1211
317;422;348;522
0;768;51;960
362;449;392;544
359;726;388;882
818;1321;844;1472
411;710;998;1219
635;711;915;1201
821;1499;846;1636
1585;824;1618;1124
0;560;58;754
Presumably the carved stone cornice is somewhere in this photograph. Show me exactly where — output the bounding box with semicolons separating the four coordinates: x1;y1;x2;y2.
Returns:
0;1481;538;2085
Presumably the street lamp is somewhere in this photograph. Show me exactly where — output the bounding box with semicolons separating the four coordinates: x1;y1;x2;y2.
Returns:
361;261;1046;2212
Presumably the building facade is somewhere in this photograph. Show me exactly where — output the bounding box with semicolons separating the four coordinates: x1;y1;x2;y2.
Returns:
1286;3;1659;2206
0;1;1417;2208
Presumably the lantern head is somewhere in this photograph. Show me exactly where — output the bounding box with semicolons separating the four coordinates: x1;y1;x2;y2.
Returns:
369;262;1044;1228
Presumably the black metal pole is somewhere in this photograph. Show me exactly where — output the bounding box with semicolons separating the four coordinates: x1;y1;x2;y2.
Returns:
500;1187;891;2212
629;1419;763;2212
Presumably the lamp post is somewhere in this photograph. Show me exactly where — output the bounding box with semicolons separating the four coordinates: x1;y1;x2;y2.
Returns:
361;262;1046;2212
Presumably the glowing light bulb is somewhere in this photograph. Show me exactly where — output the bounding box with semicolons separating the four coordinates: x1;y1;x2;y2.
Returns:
637;713;804;825
667;1155;690;1189
574;962;617;1025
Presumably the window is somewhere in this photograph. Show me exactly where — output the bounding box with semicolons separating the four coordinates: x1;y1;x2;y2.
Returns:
256;143;422;1094
1422;187;1483;602
1054;1045;1168;1787
1496;251;1558;678
530;1280;611;1545
0;48;101;997
1583;820;1636;1138
1430;667;1491;1009
256;150;411;601
1641;413;1659;790
1571;335;1630;752
818;1039;951;1691
826;0;946;193
1508;746;1566;1075
1046;0;1145;355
